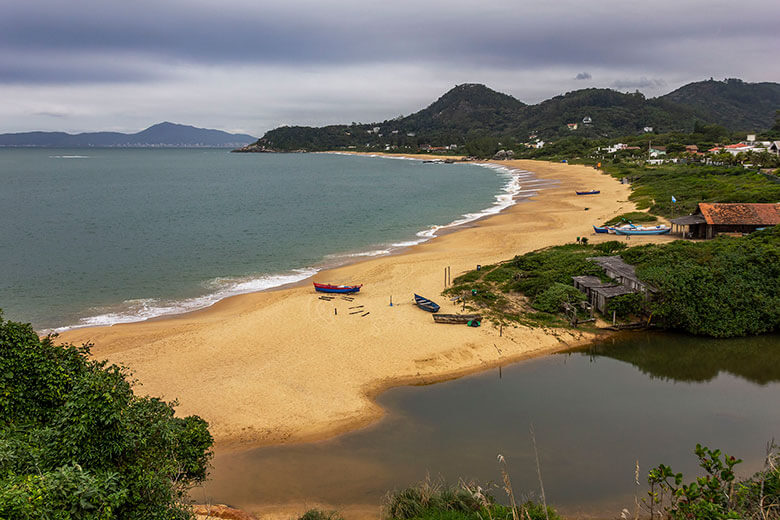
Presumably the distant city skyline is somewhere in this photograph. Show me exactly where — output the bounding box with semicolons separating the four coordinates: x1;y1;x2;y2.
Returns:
2;0;778;135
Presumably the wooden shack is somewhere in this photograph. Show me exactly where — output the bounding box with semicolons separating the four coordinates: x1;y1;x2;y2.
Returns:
670;203;780;239
572;274;635;314
587;256;657;297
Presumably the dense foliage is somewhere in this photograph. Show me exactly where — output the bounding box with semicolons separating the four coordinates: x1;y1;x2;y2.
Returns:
646;443;780;519
0;312;213;519
621;227;780;337
445;228;779;337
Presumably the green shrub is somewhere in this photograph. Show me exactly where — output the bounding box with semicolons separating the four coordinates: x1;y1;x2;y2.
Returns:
594;240;627;255
606;293;645;318
0;312;213;520
298;510;345;520
532;283;586;313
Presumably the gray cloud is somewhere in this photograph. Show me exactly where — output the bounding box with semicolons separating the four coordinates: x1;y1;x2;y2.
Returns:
0;0;778;134
611;77;668;90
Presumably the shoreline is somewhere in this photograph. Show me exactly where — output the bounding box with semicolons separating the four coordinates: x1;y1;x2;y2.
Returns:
45;155;539;334
56;158;663;450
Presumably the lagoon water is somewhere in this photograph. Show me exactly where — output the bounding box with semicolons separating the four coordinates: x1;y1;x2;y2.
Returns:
0;149;517;330
198;332;780;517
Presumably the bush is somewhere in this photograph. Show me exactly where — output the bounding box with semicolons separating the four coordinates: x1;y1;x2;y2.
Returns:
594;240;627;255
298;510;345;520
532;283;586;313
0;312;213;519
606;292;645;318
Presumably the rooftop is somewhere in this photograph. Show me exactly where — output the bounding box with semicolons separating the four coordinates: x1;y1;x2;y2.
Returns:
572;275;607;288
592;285;634;298
697;203;780;226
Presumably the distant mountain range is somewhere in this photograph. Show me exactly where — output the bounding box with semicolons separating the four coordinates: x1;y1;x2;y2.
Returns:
252;78;780;151
0;122;256;148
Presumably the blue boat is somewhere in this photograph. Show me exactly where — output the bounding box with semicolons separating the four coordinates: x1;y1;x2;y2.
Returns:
576;190;600;195
614;227;670;235
313;282;362;293
414;294;440;312
593;225;609;234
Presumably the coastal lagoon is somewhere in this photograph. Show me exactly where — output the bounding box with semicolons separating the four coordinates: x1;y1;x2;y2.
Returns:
0;149;525;330
199;332;780;517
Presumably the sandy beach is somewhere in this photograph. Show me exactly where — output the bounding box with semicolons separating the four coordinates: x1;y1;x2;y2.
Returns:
57;158;662;448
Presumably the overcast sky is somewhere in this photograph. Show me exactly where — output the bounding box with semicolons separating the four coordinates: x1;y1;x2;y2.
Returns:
2;0;778;137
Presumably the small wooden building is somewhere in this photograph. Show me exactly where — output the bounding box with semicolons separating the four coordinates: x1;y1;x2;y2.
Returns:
572;275;634;313
671;203;780;239
587;256;657;297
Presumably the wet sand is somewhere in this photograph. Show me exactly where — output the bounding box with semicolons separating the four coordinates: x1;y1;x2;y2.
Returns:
58;159;666;449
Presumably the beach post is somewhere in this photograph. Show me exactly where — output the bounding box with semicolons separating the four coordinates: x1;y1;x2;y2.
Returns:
335;308;338;316
390;295;393;307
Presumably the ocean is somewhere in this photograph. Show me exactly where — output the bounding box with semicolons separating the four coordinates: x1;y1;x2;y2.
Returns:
0;149;534;331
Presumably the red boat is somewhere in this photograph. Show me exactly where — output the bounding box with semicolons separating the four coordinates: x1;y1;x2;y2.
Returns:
313;282;363;294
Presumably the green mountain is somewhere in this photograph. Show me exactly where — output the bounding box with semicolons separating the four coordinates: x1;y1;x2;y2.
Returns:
252;79;780;151
658;78;780;131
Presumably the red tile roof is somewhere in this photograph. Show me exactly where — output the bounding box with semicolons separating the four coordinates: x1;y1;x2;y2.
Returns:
697;203;780;226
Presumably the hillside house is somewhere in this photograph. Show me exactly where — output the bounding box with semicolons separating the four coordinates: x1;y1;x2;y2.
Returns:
567;123;578;130
685;145;699;154
768;141;780;156
649;146;666;158
670;202;780;239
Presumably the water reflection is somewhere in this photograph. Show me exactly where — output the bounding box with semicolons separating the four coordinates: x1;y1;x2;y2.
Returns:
575;332;780;384
196;333;780;517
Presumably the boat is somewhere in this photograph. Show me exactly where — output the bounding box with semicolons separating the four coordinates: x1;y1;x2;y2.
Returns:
313;282;363;293
576;190;600;195
432;314;482;324
414;294;440;312
614;227;670;235
593;225;609;234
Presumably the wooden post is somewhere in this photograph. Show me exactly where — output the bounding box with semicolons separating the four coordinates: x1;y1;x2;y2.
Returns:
612;310;616;326
335;308;338;316
500;323;503;337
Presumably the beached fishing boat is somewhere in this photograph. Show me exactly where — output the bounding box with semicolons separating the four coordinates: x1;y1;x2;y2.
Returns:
576;190;600;195
593;225;609;234
414;294;440;312
313;282;363;293
614;227;670;235
432;314;482;324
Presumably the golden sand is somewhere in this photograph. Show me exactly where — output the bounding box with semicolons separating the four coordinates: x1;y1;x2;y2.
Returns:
58;159;667;448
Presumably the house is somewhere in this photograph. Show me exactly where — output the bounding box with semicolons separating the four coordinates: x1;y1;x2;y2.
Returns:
685;145;699;154
768;141;780;156
649;146;666;158
670;203;780;239
567;123;578;130
582;116;592;125
643;127;654;133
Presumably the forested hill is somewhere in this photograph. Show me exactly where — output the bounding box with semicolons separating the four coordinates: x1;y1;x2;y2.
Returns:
658;78;780;131
253;79;780;151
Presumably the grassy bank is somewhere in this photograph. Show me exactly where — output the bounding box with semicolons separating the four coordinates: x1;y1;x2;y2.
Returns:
445;227;780;337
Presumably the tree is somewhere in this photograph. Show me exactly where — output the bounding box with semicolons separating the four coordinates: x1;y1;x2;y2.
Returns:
0;311;213;519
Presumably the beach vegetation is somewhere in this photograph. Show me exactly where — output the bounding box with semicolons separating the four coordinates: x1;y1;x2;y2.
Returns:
644;442;780;520
383;478;560;520
445;227;779;337
298;510;345;520
0;312;213;520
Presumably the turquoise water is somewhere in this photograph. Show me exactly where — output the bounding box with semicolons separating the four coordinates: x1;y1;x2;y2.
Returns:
199;332;780;517
0;149;530;330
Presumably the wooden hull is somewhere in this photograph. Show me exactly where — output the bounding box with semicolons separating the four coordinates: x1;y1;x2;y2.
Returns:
432;314;482;324
313;283;362;293
576;190;600;195
414;294;440;313
593;225;609;234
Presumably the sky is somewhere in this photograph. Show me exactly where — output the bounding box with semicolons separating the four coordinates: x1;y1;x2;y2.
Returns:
2;0;779;137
